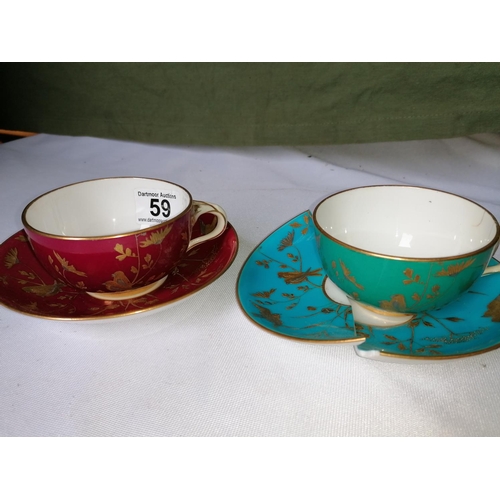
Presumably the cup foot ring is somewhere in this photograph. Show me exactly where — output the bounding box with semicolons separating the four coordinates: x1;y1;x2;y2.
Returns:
348;299;415;328
323;277;414;328
86;276;168;301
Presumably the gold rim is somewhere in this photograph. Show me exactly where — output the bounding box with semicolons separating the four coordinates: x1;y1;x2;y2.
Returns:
21;176;193;241
237;305;368;344
375;341;500;361
312;185;500;262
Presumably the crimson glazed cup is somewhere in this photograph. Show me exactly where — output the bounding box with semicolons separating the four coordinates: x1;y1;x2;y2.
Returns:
21;177;227;300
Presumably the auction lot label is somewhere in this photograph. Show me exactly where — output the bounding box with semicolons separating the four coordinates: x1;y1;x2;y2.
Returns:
135;189;180;227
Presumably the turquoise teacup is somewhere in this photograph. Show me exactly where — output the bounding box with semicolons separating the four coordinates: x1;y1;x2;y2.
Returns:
312;186;500;327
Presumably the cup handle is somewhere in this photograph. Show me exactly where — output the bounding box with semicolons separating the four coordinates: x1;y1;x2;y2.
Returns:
187;201;228;251
482;264;500;276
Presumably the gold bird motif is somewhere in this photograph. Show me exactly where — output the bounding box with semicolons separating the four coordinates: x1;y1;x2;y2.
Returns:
277;268;322;285
103;271;133;292
22;281;63;297
379;294;407;312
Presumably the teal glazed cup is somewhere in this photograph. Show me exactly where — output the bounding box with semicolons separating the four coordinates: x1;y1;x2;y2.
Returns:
312;186;500;326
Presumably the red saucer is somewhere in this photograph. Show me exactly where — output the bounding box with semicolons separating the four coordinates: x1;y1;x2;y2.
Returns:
0;217;238;320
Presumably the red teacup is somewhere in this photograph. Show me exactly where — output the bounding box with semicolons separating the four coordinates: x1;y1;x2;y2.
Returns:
22;177;227;300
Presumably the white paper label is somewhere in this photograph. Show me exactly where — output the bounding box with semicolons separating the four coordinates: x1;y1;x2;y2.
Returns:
135;188;179;228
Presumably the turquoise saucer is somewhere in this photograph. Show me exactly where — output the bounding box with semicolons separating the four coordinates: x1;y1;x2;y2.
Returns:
237;212;500;361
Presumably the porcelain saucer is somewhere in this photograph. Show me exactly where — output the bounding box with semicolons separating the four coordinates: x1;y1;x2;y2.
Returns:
237;211;500;361
0;215;238;320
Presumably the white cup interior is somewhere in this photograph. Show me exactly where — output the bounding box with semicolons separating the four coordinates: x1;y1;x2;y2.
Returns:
314;186;499;258
24;178;192;237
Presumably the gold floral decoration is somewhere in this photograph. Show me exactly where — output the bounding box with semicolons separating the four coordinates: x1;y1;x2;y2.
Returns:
339;259;364;290
252;289;277;299
484;295;500;322
22;302;39;312
52;252;87;276
114;244;137;261
289;215;309;235
403;268;423;285
139;226;172;248
4;248;19;269
435;258;475;277
426;284;440;300
199;218;217;236
253;303;283;327
141;254;153;270
278;231;294;251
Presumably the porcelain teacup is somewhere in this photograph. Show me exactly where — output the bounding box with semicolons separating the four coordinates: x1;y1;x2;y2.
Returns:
312;185;500;327
22;177;227;300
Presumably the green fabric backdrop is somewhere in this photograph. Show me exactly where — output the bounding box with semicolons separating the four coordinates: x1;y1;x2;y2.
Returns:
2;62;500;146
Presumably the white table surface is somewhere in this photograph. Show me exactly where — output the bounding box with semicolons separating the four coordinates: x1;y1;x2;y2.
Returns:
2;133;500;437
